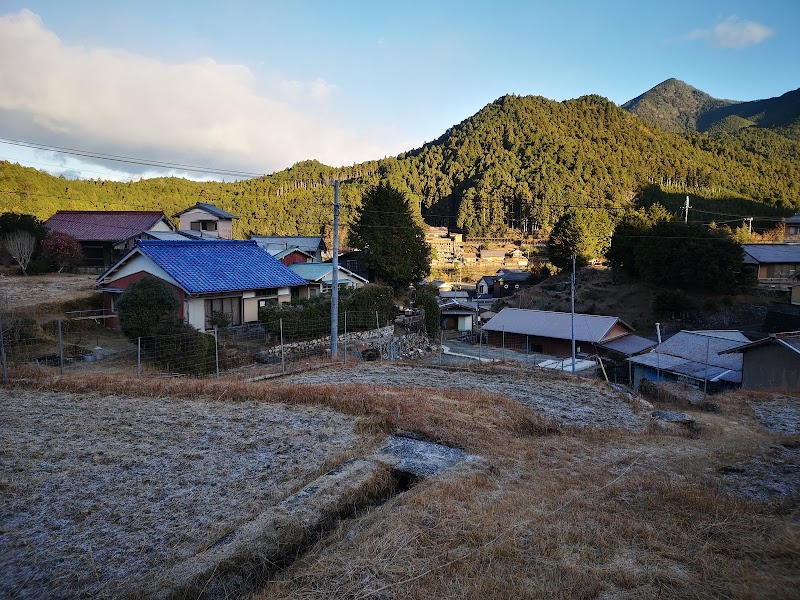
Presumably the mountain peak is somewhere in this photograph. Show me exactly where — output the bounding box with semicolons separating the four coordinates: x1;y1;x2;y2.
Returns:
622;79;736;134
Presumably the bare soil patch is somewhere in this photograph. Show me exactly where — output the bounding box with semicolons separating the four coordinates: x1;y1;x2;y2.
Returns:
0;273;97;309
0;388;370;599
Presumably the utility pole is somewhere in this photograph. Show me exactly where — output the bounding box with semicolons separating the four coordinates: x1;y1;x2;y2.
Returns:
683;196;691;224
330;181;340;359
746;217;753;236
571;253;576;374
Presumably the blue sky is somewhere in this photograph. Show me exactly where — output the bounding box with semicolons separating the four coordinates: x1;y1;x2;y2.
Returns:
0;0;797;181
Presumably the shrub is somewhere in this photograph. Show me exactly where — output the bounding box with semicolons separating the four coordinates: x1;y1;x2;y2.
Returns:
653;289;695;315
41;232;84;272
144;315;214;375
116;277;180;342
413;286;440;339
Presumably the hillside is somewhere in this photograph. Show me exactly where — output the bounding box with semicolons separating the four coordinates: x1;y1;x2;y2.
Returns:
623;78;800;141
1;86;799;239
621;78;737;134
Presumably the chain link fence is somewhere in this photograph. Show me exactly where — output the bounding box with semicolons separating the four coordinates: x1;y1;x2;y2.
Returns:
1;310;431;382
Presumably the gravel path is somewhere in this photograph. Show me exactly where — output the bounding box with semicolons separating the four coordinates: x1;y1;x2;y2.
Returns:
285;363;649;431
0;389;365;599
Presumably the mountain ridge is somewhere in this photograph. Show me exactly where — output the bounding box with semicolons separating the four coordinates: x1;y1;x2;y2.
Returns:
1;81;799;239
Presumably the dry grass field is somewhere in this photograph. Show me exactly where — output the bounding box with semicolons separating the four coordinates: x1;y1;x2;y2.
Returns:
1;272;798;599
1;366;798;599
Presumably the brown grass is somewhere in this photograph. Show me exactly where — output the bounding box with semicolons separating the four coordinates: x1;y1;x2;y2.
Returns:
5;367;799;599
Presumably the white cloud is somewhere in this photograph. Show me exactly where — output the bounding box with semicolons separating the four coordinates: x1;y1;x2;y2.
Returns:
0;9;386;178
687;16;775;49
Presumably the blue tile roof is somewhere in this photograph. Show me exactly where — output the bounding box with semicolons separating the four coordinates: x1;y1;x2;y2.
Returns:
136;240;307;294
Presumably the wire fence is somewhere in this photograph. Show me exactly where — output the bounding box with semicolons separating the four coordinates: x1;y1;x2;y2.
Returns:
0;310;430;382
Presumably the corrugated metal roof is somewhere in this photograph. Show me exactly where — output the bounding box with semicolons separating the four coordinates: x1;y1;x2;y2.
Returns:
131;240;307;294
655;331;747;370
481;308;629;343
742;244;800;264
721;333;800;356
289;262;366;283
785;214;800;225
598;334;658;356
251;236;324;254
172;202;238;219
45;211;170;242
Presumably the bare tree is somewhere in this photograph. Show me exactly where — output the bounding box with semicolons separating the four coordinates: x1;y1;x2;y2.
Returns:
2;231;37;276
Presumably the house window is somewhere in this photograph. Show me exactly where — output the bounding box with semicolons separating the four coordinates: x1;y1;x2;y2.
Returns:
191;220;218;232
204;296;242;329
255;288;278;297
790;226;799;235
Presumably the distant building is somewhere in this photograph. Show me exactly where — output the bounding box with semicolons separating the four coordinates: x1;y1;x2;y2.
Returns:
251;236;327;262
172;202;238;240
784;214;800;243
481;307;638;357
742;244;800;287
44;210;175;268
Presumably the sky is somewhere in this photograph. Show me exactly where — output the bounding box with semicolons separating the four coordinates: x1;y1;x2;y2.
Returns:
0;0;798;182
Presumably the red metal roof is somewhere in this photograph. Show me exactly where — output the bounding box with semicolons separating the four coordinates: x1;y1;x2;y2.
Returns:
44;211;171;242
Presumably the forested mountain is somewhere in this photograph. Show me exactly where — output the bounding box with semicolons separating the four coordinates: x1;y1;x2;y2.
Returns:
623;78;800;141
1;86;799;240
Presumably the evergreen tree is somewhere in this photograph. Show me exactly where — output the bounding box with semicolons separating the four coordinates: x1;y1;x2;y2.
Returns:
349;182;431;293
547;208;613;268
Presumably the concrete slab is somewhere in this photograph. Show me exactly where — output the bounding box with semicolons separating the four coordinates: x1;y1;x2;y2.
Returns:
372;434;475;477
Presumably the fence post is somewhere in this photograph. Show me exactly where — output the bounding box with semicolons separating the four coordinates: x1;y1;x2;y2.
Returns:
280;318;285;375
343;311;347;365
58;319;64;376
0;311;7;385
375;311;382;361
137;337;141;378
214;326;220;381
439;329;444;365
478;327;482;362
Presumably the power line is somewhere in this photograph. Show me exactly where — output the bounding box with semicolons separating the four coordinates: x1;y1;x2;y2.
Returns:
0;137;266;179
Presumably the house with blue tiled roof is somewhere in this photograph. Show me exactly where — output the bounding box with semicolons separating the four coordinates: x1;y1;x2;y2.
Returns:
96;240;308;331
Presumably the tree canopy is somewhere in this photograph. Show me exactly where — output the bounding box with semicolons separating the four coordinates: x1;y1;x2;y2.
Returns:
547;208;614;268
348;182;431;292
608;220;745;293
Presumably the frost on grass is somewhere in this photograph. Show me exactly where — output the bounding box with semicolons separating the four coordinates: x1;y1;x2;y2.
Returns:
0;389;363;599
287;363;648;430
751;397;800;435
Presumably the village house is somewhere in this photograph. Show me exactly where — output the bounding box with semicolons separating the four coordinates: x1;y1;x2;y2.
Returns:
289;262;368;298
480;307;649;358
627;330;748;392
251;235;327;262
784;214;800;243
44;210;175;269
172;202;238;239
742;244;800;287
721;332;800;392
96;240;307;331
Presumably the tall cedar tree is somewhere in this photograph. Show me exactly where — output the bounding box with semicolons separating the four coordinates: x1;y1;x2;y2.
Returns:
349;182;431;293
547;208;614;268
